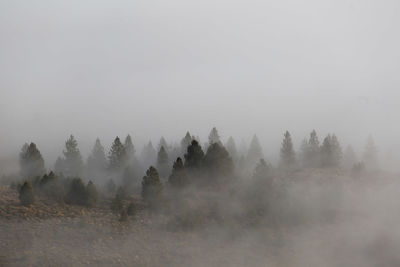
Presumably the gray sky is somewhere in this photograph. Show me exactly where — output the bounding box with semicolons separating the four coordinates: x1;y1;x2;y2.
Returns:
1;0;400;166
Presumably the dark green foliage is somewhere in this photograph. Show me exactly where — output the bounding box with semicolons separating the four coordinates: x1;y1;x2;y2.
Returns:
124;135;136;163
86;181;98;207
19;143;45;179
19;181;34;206
109;136;127;171
280;131;296;169
184;140;204;170
204;142;234;180
64;178;87;206
127;202;136;216
141;166;163;206
111;194;123;214
168;157;187;187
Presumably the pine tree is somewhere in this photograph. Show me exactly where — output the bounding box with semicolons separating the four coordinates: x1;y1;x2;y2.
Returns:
168;157;187;187
305;130;320;167
108;136;126;171
61;135;84;177
208;127;221;145
19;181;34;206
158;137;169;152
225;136;238;162
320;134;342;168
184;140;205;170
141;166;163;207
180;132;193;154
140;141;157;169
19;142;45;179
252;159;272;182
157;146;169;178
363;136;379;170
86;181;98;207
246;135;264;167
204;143;234;181
39;171;65;202
87;138;107;179
124;135;135;163
280;131;296;169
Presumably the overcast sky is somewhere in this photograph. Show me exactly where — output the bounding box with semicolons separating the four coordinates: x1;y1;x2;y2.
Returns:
1;0;399;167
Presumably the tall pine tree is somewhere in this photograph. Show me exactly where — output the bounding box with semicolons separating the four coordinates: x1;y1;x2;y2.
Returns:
280;131;296;169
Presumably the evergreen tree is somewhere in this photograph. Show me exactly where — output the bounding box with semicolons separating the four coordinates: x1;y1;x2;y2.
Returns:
108;136;126;171
158;137;169;152
87;138;107;179
320;134;342;168
39;171;65;202
180;131;193;154
19;181;34;206
204;142;234;181
225;136;238;162
208;127;221;145
168;157;187;187
62;135;84;177
363;136;379;170
157;146;169;178
140;141;157;169
280;131;296;169
141;166;163;207
184;140;205;170
124;134;136;163
86;181;98;207
305;130;320;167
253;159;272;182
246;135;264;167
19;142;45;179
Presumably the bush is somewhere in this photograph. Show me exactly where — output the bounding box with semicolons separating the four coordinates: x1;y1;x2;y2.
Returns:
19;181;34;206
141;166;163;208
39;172;65;202
64;178;87;206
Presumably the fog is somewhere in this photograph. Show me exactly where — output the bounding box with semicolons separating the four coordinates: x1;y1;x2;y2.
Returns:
1;0;400;266
1;0;400;167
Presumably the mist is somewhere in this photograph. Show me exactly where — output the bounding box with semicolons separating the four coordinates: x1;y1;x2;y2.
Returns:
1;0;400;266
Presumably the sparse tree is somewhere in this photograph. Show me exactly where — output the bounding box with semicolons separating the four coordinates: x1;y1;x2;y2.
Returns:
280;131;296;169
19;181;34;206
19;143;45;179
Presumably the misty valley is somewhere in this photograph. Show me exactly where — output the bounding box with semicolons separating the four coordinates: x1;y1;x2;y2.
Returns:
1;128;398;266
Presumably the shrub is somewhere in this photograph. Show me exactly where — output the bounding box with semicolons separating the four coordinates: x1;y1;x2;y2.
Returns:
19;181;34;206
86;181;98;207
64;178;87;206
111;194;123;214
